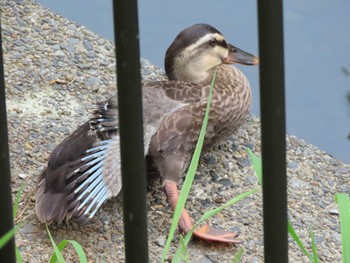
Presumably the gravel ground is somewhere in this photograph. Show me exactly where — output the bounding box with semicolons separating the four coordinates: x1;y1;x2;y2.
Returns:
2;0;349;262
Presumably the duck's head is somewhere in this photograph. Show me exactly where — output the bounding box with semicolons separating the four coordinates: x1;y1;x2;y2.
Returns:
165;23;259;82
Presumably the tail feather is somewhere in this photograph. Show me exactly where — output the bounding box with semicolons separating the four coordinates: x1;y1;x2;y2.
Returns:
35;179;69;224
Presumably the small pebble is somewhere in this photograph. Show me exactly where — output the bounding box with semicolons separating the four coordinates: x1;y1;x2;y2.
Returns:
203;155;216;165
288;162;298;169
156;236;166;247
53;50;65;57
237;157;251;168
219;178;232;186
314;236;325;244
67;37;80;45
329;209;339;215
18;173;27;179
193;256;214;263
83;38;93;50
209;170;219;182
20;223;36;234
205;253;219;262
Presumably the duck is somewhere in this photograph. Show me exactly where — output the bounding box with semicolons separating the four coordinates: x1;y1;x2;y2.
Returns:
35;23;258;244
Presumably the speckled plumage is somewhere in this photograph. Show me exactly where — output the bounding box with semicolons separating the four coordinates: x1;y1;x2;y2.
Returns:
148;64;252;182
35;23;257;235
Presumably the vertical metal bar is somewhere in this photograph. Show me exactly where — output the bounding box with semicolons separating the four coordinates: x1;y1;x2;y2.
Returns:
257;1;288;262
0;16;16;263
112;1;149;262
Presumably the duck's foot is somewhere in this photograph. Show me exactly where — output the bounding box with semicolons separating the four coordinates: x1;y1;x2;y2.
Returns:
164;180;242;244
193;224;242;243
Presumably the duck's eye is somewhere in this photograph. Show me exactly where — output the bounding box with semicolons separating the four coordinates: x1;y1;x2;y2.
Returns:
209;38;217;47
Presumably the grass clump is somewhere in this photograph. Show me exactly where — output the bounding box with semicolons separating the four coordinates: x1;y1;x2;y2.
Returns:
46;224;87;263
0;182;87;263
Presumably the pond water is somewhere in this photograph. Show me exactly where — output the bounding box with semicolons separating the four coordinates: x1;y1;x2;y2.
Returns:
36;0;350;163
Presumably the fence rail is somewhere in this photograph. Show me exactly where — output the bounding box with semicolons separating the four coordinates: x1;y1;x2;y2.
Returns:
0;15;16;263
113;0;149;262
257;0;288;262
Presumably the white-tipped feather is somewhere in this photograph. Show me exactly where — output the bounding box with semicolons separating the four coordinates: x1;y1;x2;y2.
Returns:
73;137;120;218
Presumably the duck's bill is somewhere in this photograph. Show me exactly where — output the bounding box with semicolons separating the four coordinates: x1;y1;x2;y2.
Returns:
222;44;259;65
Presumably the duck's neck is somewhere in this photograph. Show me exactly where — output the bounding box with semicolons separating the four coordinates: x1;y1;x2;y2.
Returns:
204;64;246;85
171;61;210;83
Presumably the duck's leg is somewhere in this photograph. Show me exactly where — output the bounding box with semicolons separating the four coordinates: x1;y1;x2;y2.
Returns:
164;180;242;243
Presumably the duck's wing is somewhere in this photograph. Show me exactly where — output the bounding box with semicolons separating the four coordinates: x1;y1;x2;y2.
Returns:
36;84;187;224
36;97;121;224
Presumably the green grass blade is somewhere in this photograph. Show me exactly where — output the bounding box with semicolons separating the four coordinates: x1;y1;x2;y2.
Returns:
46;224;66;263
0;228;16;249
16;245;23;263
172;188;258;262
194;188;258;227
13;181;25;219
49;238;87;263
335;193;350;263
288;221;312;261
172;232;193;263
310;227;319;263
161;66;218;262
232;247;244;263
246;148;262;186
49;239;69;263
0;183;25;260
64;240;87;263
178;235;190;263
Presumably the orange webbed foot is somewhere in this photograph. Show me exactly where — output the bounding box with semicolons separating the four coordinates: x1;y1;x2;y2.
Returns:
164;180;242;244
193;224;242;243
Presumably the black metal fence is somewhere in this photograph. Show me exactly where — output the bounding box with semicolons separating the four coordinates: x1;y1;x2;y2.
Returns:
257;1;287;261
0;14;17;263
113;1;149;261
0;0;287;262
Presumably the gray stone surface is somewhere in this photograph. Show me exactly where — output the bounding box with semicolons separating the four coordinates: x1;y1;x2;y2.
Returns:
2;0;348;262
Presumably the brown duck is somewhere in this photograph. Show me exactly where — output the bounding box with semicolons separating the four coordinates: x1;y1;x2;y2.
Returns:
36;23;258;243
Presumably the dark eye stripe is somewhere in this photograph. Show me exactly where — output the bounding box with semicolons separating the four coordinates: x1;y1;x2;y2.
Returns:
197;38;228;50
216;40;228;49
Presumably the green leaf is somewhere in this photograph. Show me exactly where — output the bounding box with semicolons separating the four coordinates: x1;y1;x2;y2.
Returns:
0;180;25;260
16;245;23;263
178;235;190;263
310;227;319;263
55;240;87;263
0;228;16;249
195;189;258;227
13;181;25;219
47;224;87;263
288;221;312;261
232;247;244;263
0;223;24;250
246;148;262;186
335;193;350;263
46;224;66;263
162;66;218;263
